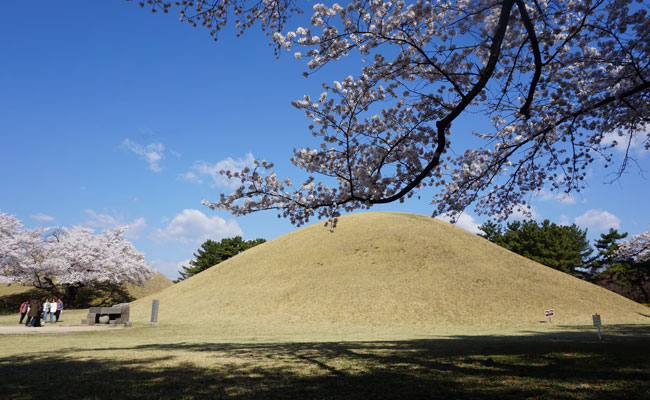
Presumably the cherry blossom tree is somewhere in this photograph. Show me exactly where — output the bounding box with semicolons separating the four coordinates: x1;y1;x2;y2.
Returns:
0;212;155;304
137;0;650;225
0;211;22;238
0;212;53;288
608;230;650;303
44;226;156;302
616;230;650;264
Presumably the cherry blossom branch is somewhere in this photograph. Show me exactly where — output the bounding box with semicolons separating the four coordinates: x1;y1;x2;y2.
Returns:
372;0;516;203
139;1;650;225
514;0;542;119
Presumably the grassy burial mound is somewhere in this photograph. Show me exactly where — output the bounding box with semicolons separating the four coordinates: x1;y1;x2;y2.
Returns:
123;271;174;299
129;212;648;335
0;272;173;312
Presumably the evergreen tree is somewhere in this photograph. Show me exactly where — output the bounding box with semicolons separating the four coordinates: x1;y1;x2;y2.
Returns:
176;236;266;282
477;221;504;246
587;229;628;274
479;219;592;276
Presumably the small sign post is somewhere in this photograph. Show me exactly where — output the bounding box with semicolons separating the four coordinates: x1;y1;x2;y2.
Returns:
592;313;602;340
545;309;555;323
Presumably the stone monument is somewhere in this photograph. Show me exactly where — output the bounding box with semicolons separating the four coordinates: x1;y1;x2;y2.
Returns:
81;303;131;327
147;299;160;326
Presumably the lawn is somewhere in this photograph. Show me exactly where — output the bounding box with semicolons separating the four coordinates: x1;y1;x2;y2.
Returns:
1;314;649;399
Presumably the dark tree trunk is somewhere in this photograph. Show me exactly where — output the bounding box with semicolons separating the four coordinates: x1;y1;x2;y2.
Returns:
637;280;650;304
63;284;83;308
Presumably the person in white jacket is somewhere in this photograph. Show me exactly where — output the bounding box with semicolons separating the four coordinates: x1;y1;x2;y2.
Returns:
42;299;50;322
49;299;58;323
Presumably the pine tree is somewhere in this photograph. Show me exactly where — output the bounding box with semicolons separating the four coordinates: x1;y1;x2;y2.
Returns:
176;236;266;282
477;221;504;245
479;219;592;276
587;229;628;274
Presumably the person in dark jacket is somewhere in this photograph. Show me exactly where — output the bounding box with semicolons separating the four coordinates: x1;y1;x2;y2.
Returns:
25;298;42;327
54;298;63;323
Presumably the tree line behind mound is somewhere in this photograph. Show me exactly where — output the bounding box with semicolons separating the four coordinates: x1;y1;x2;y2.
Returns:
479;220;650;304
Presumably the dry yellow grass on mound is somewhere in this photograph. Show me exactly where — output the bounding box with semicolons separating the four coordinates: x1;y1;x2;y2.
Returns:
128;212;649;336
123;271;174;298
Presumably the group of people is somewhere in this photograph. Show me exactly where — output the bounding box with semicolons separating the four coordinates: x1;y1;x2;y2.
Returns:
19;297;63;327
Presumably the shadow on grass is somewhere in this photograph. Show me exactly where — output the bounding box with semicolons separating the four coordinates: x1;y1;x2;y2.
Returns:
0;282;135;315
0;288;46;315
1;326;649;399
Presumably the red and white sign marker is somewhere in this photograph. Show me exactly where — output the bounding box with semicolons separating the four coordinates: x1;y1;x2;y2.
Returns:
545;309;555;323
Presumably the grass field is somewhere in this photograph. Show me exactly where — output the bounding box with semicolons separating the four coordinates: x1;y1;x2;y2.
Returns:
1;313;649;399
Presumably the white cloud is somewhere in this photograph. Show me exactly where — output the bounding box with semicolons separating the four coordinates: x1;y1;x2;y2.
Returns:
557;195;577;205
31;213;55;222
152;209;242;243
121;138;165;172
509;204;540;220
124;217;148;240
85;209;120;227
84;210;148;240
535;189;578;205
558;214;570;226
177;171;203;184
150;259;191;280
181;153;255;188
601;125;649;156
437;212;481;234
574;209;620;232
491;203;539;221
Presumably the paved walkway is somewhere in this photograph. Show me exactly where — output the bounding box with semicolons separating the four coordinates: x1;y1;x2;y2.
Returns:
0;324;122;335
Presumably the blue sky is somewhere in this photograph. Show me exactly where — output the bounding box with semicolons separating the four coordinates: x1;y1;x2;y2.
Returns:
1;1;648;280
